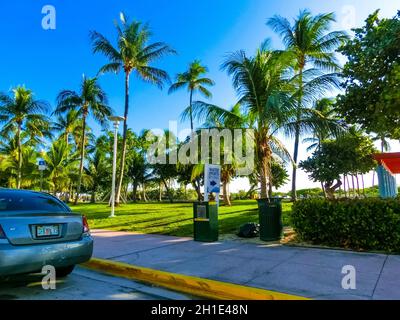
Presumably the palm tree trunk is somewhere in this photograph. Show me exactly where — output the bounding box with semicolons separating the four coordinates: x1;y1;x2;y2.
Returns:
132;181;138;202
74;113;87;205
259;148;269;199
346;175;351;197
268;182;273;198
246;184;257;199
223;181;231;206
260;170;268;199
142;182;148;202
91;188;96;203
291;68;303;202
162;177;174;203
189;89;194;132
258;131;270;199
65;185;70;203
356;174;360;197
291;126;300;201
53;177;57;196
361;174;366;197
115;72;130;206
193;181;202;201
16;123;22;189
189;89;203;201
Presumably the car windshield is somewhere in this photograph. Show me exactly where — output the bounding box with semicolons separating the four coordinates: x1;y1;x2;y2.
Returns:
0;192;67;214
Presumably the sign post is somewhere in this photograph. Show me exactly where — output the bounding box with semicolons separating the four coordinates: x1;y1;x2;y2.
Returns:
38;159;46;192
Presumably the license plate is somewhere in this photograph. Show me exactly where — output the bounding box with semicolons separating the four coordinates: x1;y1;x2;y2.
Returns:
36;225;60;237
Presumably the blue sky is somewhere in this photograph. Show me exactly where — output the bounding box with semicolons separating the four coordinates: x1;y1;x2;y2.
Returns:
1;0;399;191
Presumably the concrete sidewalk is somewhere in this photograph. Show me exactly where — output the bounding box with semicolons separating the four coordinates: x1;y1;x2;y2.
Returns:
91;230;400;300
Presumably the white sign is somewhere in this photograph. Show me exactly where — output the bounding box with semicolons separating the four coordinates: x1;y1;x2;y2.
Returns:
205;164;221;195
38;159;46;171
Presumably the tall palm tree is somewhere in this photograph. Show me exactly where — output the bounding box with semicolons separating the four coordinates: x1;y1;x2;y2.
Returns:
267;10;348;200
223;48;297;198
187;46;295;198
90;12;176;206
55;76;112;204
169;60;215;132
0;86;50;188
170;61;214;201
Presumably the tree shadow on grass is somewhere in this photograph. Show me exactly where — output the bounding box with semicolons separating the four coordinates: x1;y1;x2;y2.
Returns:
89;213;193;230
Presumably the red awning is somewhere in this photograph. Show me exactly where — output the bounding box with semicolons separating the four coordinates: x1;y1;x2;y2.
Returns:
373;153;400;174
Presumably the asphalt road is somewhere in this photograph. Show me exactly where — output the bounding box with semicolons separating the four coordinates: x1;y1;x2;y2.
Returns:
0;267;193;300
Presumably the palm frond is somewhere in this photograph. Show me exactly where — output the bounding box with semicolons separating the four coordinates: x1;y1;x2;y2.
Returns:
181;101;243;126
140;42;177;62
89;30;121;62
137;66;170;88
168;81;187;95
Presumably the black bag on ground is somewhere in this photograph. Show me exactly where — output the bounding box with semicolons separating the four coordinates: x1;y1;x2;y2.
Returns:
237;223;259;238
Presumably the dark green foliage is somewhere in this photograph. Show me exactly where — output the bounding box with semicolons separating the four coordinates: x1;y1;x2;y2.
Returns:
296;188;324;198
299;130;377;198
337;10;400;139
291;198;400;252
270;160;289;190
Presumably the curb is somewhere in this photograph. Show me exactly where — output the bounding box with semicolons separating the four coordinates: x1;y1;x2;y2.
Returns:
82;258;309;300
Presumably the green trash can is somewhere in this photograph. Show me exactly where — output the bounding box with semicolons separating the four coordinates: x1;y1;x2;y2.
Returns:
193;202;218;242
257;198;283;241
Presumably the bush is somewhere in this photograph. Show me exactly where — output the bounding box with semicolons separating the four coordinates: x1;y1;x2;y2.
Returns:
296;188;324;198
291;198;400;252
231;190;250;200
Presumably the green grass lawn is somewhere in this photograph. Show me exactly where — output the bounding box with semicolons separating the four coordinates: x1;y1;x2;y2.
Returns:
72;200;293;237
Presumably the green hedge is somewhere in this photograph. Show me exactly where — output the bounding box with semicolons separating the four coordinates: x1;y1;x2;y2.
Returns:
291;198;400;252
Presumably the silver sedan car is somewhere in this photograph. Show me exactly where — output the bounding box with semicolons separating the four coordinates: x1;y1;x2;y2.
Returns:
0;189;93;277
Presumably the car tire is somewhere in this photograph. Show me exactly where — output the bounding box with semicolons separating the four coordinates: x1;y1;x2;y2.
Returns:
56;265;75;277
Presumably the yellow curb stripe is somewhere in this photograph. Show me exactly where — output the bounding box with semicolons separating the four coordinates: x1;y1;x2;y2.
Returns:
82;258;309;300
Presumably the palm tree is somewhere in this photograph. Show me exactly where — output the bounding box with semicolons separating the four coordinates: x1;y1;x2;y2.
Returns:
90;12;176;206
302;98;345;152
87;150;110;203
127;151;151;202
44;139;76;195
53;109;81;147
169;60;215;132
182;103;244;206
224;48;297;198
372;134;391;153
0;135;39;189
55;76;112;204
267;10;348;200
187;46;295;198
0;86;50;188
